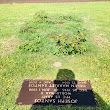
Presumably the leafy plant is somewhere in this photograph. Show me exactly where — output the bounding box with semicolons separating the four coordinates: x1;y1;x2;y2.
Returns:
19;36;43;52
59;14;82;22
52;33;87;55
33;11;49;23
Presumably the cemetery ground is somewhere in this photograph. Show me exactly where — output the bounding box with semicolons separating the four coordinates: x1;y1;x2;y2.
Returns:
0;2;110;110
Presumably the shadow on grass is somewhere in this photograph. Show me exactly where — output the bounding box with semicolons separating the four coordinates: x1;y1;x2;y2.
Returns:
56;69;75;80
30;69;110;110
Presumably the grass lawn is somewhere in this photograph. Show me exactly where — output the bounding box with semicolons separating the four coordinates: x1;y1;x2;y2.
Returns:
0;2;110;110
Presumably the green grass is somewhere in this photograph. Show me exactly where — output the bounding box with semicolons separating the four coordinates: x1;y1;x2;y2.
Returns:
0;2;110;110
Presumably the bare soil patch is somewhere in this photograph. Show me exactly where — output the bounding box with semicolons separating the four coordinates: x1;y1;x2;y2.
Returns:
57;21;65;24
0;36;20;55
94;35;110;49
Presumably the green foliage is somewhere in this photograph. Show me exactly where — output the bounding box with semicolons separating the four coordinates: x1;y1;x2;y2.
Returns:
19;36;41;52
19;11;88;56
33;11;49;23
59;14;82;22
53;33;87;55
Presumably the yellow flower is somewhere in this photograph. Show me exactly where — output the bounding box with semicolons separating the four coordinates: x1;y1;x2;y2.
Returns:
70;41;75;47
80;32;84;36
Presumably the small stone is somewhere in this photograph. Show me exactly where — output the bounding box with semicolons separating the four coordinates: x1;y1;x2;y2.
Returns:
53;62;62;68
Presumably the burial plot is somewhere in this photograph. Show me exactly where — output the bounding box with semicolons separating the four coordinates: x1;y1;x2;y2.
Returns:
16;80;98;107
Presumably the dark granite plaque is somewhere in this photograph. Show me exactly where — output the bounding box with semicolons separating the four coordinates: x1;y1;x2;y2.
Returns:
16;80;98;107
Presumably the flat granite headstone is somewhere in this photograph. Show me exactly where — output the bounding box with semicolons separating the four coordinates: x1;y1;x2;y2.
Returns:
16;80;98;107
